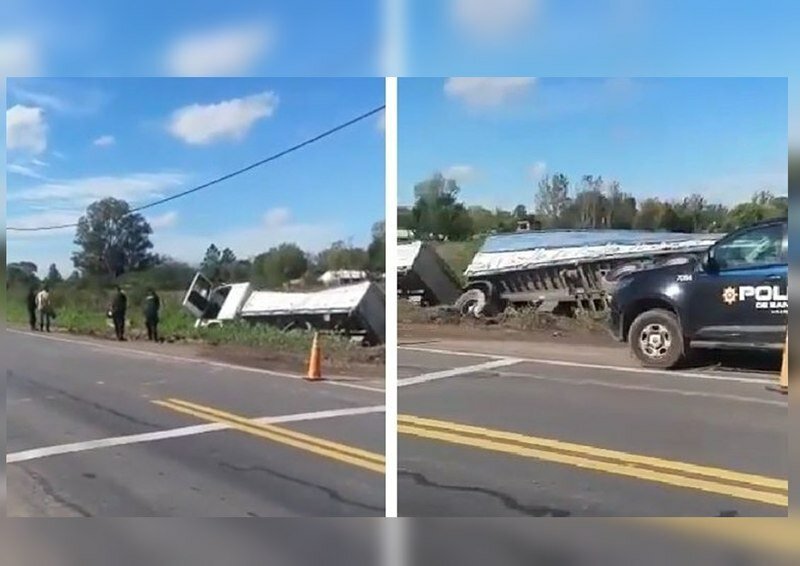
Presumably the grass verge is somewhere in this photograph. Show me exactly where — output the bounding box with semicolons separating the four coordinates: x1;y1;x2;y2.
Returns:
7;288;383;365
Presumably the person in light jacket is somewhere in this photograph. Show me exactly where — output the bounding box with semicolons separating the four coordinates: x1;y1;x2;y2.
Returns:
35;285;52;332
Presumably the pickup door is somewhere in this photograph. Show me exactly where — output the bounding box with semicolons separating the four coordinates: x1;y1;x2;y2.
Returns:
686;221;787;350
182;272;214;318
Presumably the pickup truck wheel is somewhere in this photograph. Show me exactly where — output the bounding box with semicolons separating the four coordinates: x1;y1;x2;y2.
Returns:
628;309;686;368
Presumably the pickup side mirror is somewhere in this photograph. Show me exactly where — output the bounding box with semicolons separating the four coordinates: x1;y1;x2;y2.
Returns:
703;252;720;274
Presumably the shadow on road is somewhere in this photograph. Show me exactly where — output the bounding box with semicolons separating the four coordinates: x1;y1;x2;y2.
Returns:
686;350;781;374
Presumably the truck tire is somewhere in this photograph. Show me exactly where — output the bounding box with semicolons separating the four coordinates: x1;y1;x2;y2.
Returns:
628;309;686;369
455;288;495;318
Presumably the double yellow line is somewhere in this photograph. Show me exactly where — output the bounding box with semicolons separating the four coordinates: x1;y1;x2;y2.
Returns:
398;415;787;507
155;398;384;473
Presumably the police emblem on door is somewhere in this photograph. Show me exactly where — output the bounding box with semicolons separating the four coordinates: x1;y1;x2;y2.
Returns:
721;287;737;305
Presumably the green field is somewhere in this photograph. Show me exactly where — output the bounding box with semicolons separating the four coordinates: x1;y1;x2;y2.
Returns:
5;285;365;360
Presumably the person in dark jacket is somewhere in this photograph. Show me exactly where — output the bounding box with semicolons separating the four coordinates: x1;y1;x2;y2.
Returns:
110;285;128;341
143;288;161;342
26;285;38;331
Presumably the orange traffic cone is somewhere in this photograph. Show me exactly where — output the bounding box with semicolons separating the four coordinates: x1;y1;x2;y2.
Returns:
306;332;322;381
768;334;788;394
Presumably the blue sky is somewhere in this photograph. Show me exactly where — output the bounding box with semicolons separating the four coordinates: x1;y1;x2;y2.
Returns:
6;78;385;275
399;78;787;210
1;0;383;77
405;1;799;147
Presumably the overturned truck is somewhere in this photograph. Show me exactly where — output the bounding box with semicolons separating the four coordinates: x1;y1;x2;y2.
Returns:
397;241;462;306
414;230;724;317
182;272;385;345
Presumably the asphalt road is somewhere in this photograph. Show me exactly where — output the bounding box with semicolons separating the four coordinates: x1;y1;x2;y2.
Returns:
3;518;796;565
398;338;788;517
5;329;385;517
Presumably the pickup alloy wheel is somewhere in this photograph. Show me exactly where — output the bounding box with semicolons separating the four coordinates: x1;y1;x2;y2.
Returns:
629;309;686;368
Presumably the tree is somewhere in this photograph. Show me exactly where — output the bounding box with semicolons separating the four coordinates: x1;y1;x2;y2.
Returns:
721;190;784;231
512;204;528;219
8;261;37;275
7;262;39;288
605;181;637;229
535;173;570;226
656;203;689;232
72;198;157;278
220;248;236;264
633;198;662;230
411;173;473;240
252;243;308;289
397;206;415;233
680;193;706;232
467;206;497;235
367;221;385;273
316;241;369;272
202;244;222;273
46;263;63;285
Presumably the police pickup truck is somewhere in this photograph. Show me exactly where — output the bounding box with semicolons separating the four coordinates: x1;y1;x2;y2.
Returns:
609;217;788;368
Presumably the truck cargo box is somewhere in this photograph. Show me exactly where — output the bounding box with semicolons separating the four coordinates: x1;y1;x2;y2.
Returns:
182;272;385;345
397;241;462;306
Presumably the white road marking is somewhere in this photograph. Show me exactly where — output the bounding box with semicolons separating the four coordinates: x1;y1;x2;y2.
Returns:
493;370;788;406
398;358;523;387
399;345;775;385
6;405;385;464
8;329;384;393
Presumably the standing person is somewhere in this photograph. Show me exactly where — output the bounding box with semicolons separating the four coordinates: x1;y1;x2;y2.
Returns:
26;285;38;331
35;284;52;332
143;288;161;342
110;285;128;341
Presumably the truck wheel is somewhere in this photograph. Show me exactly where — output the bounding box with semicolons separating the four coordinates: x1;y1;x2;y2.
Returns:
628;309;686;368
455;288;493;317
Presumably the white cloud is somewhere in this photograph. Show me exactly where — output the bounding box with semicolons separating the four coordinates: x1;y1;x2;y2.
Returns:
443;164;478;183
168;91;279;145
0;36;41;80
165;23;274;76
148;211;178;229
93;134;115;147
11;85;108;115
264;207;291;228
8;172;187;206
8;162;47;179
11;89;67;111
7;104;47;153
451;0;539;42
528;161;547;180
444;77;536;108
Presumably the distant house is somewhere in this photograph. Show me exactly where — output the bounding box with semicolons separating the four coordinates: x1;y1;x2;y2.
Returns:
318;270;368;286
516;215;542;232
397;229;414;241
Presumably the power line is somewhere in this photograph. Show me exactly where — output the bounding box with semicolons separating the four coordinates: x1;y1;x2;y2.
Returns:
8;104;386;232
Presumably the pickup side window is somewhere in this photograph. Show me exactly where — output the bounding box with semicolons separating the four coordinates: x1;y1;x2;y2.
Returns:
712;223;785;270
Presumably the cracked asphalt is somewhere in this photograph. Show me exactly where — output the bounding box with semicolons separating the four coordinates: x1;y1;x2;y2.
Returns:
5;330;385;517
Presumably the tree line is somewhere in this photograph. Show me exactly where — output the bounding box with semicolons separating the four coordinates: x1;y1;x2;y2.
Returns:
8;197;385;292
397;172;788;241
